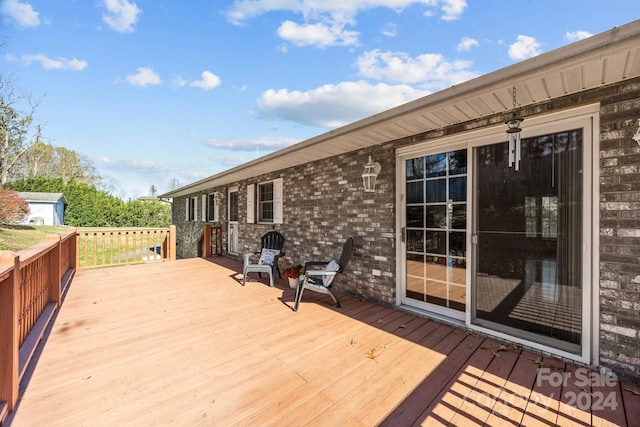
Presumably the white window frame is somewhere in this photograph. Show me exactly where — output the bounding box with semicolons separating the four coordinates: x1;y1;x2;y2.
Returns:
186;196;197;222
246;178;283;224
206;193;219;222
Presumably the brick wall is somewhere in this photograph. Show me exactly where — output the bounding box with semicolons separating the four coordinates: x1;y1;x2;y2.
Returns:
598;79;640;382
173;144;397;305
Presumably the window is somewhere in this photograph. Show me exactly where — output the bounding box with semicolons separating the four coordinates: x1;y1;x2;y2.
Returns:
246;178;283;224
206;193;219;222
186;197;197;221
229;191;238;222
259;182;274;222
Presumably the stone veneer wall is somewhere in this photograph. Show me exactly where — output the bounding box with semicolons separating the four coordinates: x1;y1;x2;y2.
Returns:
172;76;640;382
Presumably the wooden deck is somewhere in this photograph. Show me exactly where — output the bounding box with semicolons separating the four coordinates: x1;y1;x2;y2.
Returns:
5;257;640;426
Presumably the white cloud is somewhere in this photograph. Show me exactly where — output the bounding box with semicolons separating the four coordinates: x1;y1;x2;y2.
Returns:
174;71;222;90
225;1;467;46
0;0;39;27
17;53;88;71
226;0;467;24
204;136;298;151
355;49;478;90
277;20;359;47
256;81;428;128
380;22;398;38
124;67;161;87
440;0;466;21
564;30;593;42
190;71;222;90
457;36;478;52
102;0;141;33
508;35;542;60
94;156;190;199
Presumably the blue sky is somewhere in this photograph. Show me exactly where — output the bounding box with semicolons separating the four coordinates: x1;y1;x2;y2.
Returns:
2;1;638;199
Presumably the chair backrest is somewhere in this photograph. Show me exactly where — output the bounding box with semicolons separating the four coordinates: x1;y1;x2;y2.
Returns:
337;237;354;273
261;231;285;251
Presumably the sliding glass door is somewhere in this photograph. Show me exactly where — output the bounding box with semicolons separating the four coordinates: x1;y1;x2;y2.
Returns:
472;129;583;353
403;149;467;318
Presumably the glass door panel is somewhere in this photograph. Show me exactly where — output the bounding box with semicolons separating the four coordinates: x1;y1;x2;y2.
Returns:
473;130;583;353
405;149;467;314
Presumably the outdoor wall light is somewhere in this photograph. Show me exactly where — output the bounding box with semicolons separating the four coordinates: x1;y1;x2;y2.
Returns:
362;156;382;192
506;86;524;171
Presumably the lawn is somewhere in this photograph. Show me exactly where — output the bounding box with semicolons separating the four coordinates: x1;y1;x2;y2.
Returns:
0;224;71;252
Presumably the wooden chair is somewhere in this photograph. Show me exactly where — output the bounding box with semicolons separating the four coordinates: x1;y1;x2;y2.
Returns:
242;231;286;287
293;237;354;311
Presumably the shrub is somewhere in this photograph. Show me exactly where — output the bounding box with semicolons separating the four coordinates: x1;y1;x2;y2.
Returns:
0;188;30;224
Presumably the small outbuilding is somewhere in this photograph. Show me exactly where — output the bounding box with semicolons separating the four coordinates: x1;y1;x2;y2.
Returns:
18;192;67;226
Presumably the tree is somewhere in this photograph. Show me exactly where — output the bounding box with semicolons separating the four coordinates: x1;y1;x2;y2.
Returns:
8;177;170;227
14;141;100;185
149;184;157;196
120;199;171;227
0;187;30;224
0;74;40;185
168;178;181;190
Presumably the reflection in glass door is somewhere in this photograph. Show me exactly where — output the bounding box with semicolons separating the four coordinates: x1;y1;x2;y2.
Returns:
473;129;583;353
405;150;467;315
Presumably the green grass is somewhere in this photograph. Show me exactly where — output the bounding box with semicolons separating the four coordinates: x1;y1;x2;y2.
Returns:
0;224;71;252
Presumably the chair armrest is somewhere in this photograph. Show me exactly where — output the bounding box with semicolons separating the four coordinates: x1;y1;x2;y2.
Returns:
243;253;254;267
305;270;337;277
304;261;329;271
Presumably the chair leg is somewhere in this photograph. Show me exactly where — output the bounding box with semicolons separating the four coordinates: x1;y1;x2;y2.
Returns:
268;271;274;287
242;254;250;286
293;283;305;312
327;287;342;308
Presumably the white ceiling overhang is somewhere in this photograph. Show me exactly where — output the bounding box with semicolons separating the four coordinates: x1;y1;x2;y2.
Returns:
161;20;640;199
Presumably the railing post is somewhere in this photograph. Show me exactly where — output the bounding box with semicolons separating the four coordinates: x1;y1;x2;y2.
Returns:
204;225;212;258
0;252;20;413
75;232;80;270
45;235;62;306
68;228;77;271
168;225;177;261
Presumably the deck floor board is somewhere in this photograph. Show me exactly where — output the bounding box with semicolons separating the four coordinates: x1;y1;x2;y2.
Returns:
5;257;640;426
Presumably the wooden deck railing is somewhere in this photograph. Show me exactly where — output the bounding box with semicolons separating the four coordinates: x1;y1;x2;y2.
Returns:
0;225;176;423
0;229;76;422
76;226;176;268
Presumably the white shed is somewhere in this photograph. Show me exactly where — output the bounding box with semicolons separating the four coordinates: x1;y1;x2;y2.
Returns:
18;192;68;226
